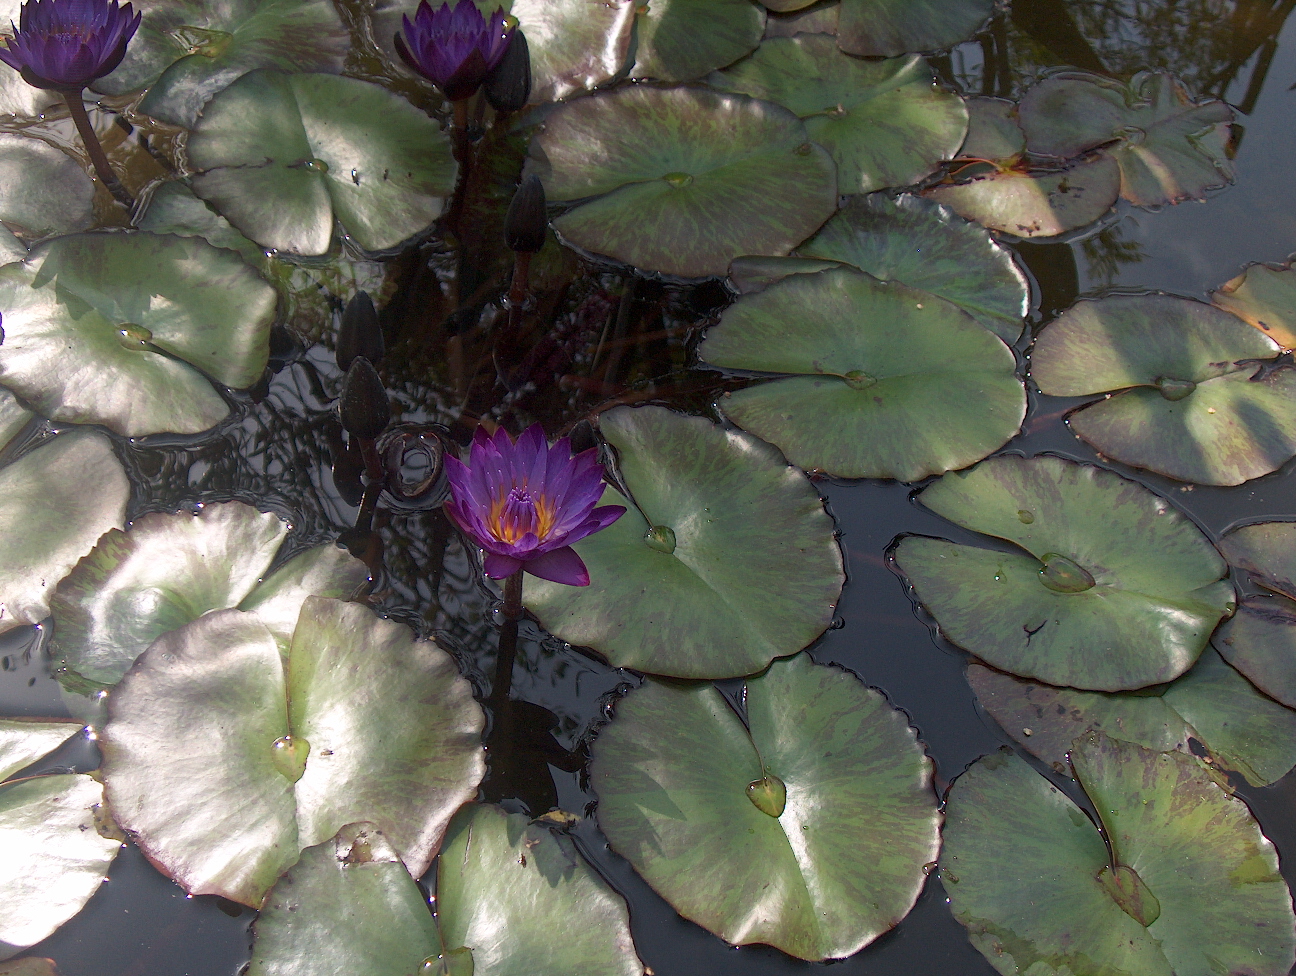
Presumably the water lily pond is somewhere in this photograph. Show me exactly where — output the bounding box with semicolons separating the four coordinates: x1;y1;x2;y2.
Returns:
1;0;1295;974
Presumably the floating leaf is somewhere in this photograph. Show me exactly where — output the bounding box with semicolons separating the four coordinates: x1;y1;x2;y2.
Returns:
893;455;1234;690
137;180;265;265
1211;259;1296;350
0;135;93;238
0;387;31;455
709;37;966;193
1032;294;1296;485
0;958;59;976
101;597;484;906
1214;596;1296;711
0;228;23;266
524;406;843;678
726;254;839;294
699;267;1024;480
763;3;838;35
529;86;837;278
1219;520;1296;599
591;653;940;960
957;96;1025;161
188;70;456;256
837;0;992;57
942;735;1296;976
629;0;764;82
0;719;82;781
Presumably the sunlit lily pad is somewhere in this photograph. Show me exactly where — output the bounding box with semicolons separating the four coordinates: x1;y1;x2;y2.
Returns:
893;455;1234;690
0;719;82;781
52;500;369;687
630;0;764;81
138;180;264;264
0;232;276;436
0;959;59;975
1211;259;1296;350
941;734;1296;976
1032;295;1296;485
0;135;93;238
188;70;456;256
958;96;1025;161
699;267;1025;480
101;597;484;907
524;406;844;678
95;0;349;127
591;653;940;960
837;0;992;57
1019;71;1234;207
709;37;966;193
528;86;837;278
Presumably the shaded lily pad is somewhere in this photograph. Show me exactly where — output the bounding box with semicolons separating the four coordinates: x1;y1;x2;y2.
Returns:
1019;71;1234;208
188;70;456;256
837;0;992;57
629;0;764;82
763;3;839;35
941;734;1296;976
893;455;1234;690
699;267;1025;480
1031;294;1296;485
1214;596;1296;710
0;959;59;975
0;135;94;238
709;37;967;193
0;232;276;436
525;406;843;678
529;86;837;278
727;254;839;294
52;500;369;687
0;719;82;781
957;96;1025;161
591;653;940;960
1211;259;1296;350
101;597;485;906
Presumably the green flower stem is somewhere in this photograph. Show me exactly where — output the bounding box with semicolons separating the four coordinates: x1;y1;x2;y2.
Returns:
62;91;134;209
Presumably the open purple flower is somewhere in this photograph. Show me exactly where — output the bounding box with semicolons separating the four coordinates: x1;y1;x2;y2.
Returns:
0;0;140;91
444;424;625;586
394;0;514;102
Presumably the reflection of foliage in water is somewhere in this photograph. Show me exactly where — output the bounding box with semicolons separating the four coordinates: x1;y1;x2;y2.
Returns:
1079;222;1147;288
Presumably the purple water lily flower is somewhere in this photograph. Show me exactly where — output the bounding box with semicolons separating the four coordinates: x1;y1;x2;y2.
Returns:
0;0;141;91
445;424;625;586
394;0;514;102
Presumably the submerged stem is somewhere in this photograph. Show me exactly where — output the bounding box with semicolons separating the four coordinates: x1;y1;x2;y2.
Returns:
63;91;133;209
501;569;523;620
446;98;472;235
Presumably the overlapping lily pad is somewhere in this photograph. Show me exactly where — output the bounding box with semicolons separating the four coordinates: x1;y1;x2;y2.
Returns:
709;37;967;193
591;653;940;960
941;734;1296;976
629;0;764;81
0;228;23;267
0;959;59;976
699;267;1025;480
0;135;94;239
101;597;484;907
0;232;276;435
1032;294;1296;485
523;406;844;678
837;0;992;57
957;96;1025;161
1211;259;1296;350
188;70;456;256
528;86;837;278
893;455;1234;690
52;500;369;687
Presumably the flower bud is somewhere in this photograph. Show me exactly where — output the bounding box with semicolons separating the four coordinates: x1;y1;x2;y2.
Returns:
336;291;385;371
504;173;547;253
484;28;530;113
339;356;390;440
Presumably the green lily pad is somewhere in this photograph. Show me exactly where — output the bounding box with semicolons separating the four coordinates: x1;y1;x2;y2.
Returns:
837;0;992;57
0;718;82;781
100;597;485;907
1211;259;1296;350
188;70;456;256
0;135;93;238
529;85;837;278
1032;294;1296;485
941;734;1296;976
94;0;349;127
1018;71;1234;208
52;500;369;687
763;3;838;35
629;0;764;82
0;231;276;436
1219;520;1296;599
699;267;1025;480
0;227;23;267
709;37;966;193
0;430;129;634
797;193;1029;342
524;405;844;678
893;455;1234;690
138;180;265;265
1214;596;1296;710
0;386;30;456
726;254;839;294
957;96;1025;161
591;653;940;960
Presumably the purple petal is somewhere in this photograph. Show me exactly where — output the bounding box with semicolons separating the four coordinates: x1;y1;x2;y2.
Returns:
483;551;523;579
525;546;590;586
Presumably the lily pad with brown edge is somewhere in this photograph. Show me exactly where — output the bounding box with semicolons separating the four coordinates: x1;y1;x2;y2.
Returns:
893;455;1234;691
837;0;992;57
709;37;967;194
1031;294;1296;485
0;232;276;436
188;70;456;257
698;267;1025;480
52;500;369;688
1211;259;1296;350
527;85;838;279
100;597;485;907
591;653;940;960
523;405;843;679
943;734;1296;976
629;0;764;82
1213;595;1296;710
0;135;93;239
1018;71;1234;208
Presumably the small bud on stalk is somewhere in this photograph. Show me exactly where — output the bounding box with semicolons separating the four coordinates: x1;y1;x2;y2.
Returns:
336;291;385;372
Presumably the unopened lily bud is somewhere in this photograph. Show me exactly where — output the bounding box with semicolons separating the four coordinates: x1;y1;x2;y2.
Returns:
336;291;384;371
504;173;547;253
484;28;530;112
339;356;390;440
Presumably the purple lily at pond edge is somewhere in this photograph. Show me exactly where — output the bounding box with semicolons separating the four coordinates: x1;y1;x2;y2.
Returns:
394;0;514;102
445;424;625;586
0;0;140;91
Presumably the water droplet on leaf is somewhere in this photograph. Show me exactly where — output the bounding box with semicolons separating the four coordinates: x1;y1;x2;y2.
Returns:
842;369;876;390
644;524;676;553
1017;509;1034;523
1039;552;1095;593
746;774;787;817
270;734;310;782
1155;376;1196;401
662;172;693;187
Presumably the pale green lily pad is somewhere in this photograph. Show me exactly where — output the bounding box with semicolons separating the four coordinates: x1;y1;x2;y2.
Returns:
95;0;349;127
630;0;764;82
0;232;276;436
591;653;940;960
524;405;844;678
699;267;1025;480
837;0;992;57
138;180;264;265
188;70;456;256
1211;259;1296;350
529;86;838;278
0;719;82;781
0;386;31;456
101;597;485;906
0;959;59;975
893;455;1234;690
0;135;94;238
1032;295;1296;485
958;96;1025;161
1019;71;1234;207
710;38;966;193
942;735;1296;976
52;500;369;687
0;227;24;266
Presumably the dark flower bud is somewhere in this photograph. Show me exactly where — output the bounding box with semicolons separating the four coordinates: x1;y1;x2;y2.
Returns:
484;29;530;113
339;356;391;440
336;291;385;372
504;173;547;253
